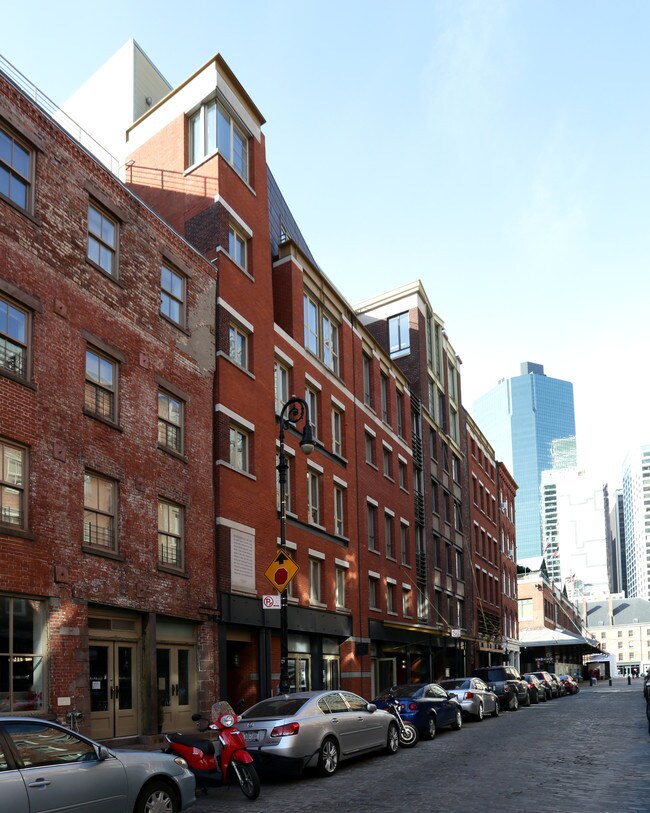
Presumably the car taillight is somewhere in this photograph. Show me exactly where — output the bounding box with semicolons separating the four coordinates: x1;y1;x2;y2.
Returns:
408;702;418;711
465;691;474;699
270;722;300;737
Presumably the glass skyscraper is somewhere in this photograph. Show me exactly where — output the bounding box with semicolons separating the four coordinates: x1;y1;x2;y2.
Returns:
473;362;576;560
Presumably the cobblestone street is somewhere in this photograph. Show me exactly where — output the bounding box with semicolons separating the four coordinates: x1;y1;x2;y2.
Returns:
189;680;649;813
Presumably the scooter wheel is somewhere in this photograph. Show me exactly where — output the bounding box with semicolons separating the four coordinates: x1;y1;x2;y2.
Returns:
233;762;260;800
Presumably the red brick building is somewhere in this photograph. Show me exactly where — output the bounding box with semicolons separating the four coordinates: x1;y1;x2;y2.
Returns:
0;65;218;740
465;415;519;668
356;282;470;681
122;52;420;703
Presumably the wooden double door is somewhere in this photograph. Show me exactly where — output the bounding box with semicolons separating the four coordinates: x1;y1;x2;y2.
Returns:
89;641;138;740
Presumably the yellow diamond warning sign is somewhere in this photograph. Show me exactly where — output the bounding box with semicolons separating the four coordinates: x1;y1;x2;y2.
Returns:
265;549;299;593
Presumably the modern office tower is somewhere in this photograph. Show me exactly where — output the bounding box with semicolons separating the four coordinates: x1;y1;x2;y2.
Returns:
622;445;650;599
540;468;609;598
605;487;627;595
473;362;576;560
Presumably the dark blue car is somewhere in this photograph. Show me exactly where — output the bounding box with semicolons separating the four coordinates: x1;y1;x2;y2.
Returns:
373;683;463;740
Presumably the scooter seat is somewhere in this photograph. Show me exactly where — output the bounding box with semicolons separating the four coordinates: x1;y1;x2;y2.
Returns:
165;732;215;755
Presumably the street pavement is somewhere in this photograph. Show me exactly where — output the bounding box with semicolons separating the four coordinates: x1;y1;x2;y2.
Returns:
188;678;649;813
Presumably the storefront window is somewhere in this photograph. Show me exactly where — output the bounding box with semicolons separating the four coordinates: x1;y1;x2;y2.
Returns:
0;596;45;712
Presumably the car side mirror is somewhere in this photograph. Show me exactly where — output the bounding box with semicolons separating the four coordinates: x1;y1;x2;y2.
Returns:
366;703;377;713
95;745;111;761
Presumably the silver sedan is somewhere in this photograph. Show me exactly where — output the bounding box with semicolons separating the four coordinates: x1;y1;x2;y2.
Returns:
239;690;400;776
0;715;195;812
439;677;500;721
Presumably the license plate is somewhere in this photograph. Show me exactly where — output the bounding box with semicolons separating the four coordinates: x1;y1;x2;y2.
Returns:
243;730;263;743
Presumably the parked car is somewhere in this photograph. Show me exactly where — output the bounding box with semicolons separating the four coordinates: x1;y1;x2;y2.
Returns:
374;683;463;739
238;690;399;776
0;716;195;813
559;674;579;694
531;670;556;700
522;673;547;704
438;677;500;720
471;666;530;710
549;673;567;696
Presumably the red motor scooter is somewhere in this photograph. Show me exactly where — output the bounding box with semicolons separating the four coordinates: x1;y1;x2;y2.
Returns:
163;701;260;799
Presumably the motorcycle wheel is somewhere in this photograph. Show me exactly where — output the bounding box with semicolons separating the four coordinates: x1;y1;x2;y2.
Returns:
398;721;419;748
233;761;260;800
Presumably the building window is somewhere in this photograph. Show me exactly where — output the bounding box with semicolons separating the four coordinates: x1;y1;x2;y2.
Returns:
87;202;118;277
0;596;45;712
1;441;25;529
365;432;376;466
309;557;322;604
385;513;394;559
400;522;409;565
0;295;29;379
85;347;117;422
383;446;392;478
160;263;185;327
388;312;409;355
456;549;464;581
367;503;377;551
229;324;248;369
452;455;460;482
387;582;396;614
189;98;249;182
331;407;343;457
83;472;116;551
396;391;404;437
369;576;379;609
0;125;33;213
228;224;248;270
305;387;319;439
402;587;411;617
158;390;183;454
518;598;533;621
336;567;347;609
380;373;389;423
362;353;372;406
274;361;290;415
158;500;183;569
229;426;249;472
334;485;345;537
307;470;320;525
398;460;407;490
303;294;339;374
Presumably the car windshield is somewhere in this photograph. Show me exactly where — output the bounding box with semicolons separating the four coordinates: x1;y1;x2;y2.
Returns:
378;685;424;700
474;669;503;682
440;679;470;690
240;697;308;718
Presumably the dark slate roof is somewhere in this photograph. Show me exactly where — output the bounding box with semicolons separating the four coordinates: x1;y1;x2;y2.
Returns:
267;166;318;269
585;598;650;627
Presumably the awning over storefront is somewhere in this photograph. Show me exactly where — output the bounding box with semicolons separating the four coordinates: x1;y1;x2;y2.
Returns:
519;627;602;654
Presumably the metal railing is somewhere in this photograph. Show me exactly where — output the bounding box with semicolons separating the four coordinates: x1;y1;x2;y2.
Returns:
0;54;120;176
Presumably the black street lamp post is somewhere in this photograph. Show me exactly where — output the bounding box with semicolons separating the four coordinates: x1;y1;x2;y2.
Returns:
277;396;314;694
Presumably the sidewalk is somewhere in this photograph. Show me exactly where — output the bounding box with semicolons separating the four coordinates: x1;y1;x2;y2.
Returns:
581;676;643;692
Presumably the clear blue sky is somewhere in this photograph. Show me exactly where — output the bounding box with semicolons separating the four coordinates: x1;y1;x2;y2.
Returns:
3;0;648;489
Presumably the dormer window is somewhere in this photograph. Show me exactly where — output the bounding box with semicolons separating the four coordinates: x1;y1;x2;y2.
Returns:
188;99;249;183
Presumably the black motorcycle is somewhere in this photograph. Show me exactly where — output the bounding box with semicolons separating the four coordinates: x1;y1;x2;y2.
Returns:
382;692;419;747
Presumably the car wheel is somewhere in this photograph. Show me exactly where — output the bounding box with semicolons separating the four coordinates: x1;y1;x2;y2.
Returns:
475;702;484;721
492;699;500;717
532;690;539;704
425;715;437;740
523;690;531;707
385;722;399;754
451;709;462;730
317;736;339;776
134;780;178;813
509;691;519;711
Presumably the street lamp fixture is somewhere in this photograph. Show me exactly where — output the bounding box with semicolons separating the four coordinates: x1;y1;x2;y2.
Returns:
277;396;314;694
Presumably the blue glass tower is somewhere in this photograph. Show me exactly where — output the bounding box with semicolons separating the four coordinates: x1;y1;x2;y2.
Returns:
473;363;576;560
